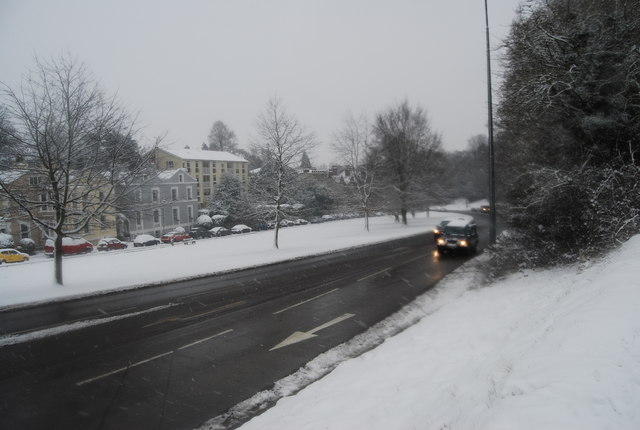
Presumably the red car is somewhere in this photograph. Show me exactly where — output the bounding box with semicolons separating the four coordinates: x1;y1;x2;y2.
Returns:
160;231;192;243
44;237;94;257
97;238;128;251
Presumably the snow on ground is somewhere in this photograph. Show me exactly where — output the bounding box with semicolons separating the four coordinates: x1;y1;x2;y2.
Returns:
0;210;457;310
221;234;640;430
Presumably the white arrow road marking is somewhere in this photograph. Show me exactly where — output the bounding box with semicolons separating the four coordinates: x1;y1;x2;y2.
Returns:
269;313;355;351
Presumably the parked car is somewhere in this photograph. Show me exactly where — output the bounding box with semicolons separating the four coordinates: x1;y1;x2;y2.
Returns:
160;231;192;243
189;226;213;239
133;234;161;247
295;218;309;225
480;205;491;214
16;238;36;255
231;224;252;234
0;248;30;263
44;237;94;257
436;218;479;255
209;227;232;237
97;238;128;251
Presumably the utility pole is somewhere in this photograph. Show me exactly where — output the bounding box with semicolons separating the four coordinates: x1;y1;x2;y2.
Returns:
485;0;497;244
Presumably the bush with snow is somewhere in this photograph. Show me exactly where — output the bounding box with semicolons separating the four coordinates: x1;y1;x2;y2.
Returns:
0;232;15;248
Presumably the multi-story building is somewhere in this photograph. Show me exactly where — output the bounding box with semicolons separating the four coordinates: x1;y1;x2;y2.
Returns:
0;171;119;248
119;168;198;239
154;148;249;206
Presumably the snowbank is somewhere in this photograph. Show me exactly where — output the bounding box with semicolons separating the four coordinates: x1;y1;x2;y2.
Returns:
229;236;640;430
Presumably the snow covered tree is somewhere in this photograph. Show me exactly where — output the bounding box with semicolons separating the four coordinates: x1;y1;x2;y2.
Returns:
333;112;379;231
0;55;155;285
206;120;239;153
373;100;442;224
253;97;316;248
299;151;312;170
492;0;640;270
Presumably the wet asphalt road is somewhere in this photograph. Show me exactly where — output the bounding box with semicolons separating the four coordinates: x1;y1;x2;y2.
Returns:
0;215;489;429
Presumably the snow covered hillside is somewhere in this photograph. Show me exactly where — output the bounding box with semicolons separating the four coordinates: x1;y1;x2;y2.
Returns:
214;235;640;430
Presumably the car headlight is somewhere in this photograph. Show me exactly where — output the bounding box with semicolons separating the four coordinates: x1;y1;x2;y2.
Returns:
459;240;468;247
437;238;446;246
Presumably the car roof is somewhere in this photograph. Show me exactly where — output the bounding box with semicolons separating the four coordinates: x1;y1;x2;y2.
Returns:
446;218;474;227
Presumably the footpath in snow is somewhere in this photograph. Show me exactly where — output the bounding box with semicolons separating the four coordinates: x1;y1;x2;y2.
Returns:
202;235;640;430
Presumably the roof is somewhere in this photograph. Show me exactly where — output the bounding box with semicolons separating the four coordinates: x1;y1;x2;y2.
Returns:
0;170;25;184
155;168;196;182
160;148;247;163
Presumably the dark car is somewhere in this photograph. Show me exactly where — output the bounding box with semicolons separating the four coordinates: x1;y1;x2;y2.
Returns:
433;216;476;241
133;234;161;247
436;219;479;255
209;227;232;237
189;227;213;239
97;238;128;251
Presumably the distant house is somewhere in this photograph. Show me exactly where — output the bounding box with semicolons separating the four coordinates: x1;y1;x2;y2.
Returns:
154;148;249;206
119;168;198;239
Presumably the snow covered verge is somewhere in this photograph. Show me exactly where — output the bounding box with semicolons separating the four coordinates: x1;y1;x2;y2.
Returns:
205;235;640;430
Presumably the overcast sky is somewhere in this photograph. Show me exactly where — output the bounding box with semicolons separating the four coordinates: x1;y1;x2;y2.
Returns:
1;0;521;166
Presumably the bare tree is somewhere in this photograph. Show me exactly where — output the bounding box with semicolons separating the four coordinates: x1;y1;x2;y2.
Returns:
253;97;316;249
333;112;379;231
0;55;156;285
206;120;239;153
374;100;442;224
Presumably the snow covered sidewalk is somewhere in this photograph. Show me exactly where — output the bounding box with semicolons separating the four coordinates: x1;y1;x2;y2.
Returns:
224;236;640;430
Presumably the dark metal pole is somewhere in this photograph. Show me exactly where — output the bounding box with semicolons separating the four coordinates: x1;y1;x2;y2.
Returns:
485;0;497;244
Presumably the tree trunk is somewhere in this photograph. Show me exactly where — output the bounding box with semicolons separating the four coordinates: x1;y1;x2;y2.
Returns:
54;232;63;285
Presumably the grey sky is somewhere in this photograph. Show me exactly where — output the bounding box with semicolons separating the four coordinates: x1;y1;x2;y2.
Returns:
1;0;521;166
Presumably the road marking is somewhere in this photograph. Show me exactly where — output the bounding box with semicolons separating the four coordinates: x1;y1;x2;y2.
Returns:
177;329;233;350
76;329;233;386
357;267;391;282
143;301;245;328
273;288;340;315
0;304;176;348
269;313;355;351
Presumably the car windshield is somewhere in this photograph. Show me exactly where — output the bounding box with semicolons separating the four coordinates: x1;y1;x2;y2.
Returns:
444;226;468;236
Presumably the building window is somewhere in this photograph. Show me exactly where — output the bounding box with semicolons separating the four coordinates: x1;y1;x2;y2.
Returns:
100;215;107;230
203;188;211;196
40;193;49;212
136;190;142;201
203;175;210;183
29;176;41;186
227;162;232;169
171;188;178;201
136;212;142;228
236;169;239;174
166;160;174;169
179;174;184;183
99;191;105;201
20;223;30;239
172;208;179;224
188;206;193;222
153;210;160;224
187;187;193;200
203;161;209;168
152;189;159;202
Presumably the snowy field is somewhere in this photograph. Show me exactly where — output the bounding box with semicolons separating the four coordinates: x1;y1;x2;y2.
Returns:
0;206;468;309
